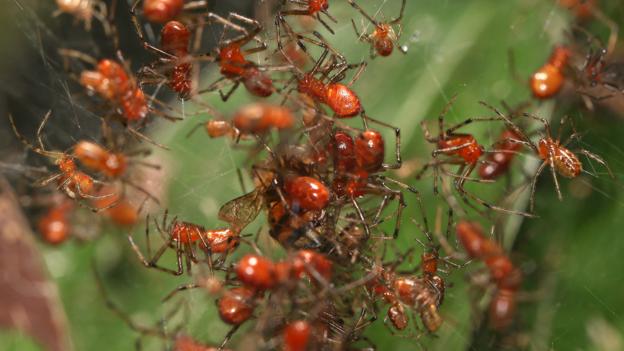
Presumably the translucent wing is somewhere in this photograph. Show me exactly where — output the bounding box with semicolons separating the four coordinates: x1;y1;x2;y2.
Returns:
218;189;263;231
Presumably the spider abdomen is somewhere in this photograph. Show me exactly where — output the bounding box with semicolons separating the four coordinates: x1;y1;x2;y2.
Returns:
553;148;581;178
438;134;483;164
538;138;581;178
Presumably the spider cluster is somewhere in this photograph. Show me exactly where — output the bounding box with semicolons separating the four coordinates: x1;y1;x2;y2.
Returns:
6;0;623;350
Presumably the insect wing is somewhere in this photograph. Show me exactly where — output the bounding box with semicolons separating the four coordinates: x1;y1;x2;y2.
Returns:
218;189;263;231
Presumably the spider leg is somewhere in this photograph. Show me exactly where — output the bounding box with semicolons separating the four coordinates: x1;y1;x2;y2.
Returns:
420;120;438;143
206;12;261;47
363;180;408;239
144;215;153;258
372;194;391;225
432;141;475;157
556;115;570;142
590;6;619;57
196;75;229;95
577;148;615;178
175;239;185;275
8;112;61;158
529;162;548;213
438;95;458;140
275;14;312;68
350;19;365;41
36;173;63;187
347;0;379;26
389;0;407;24
36;110;54;151
227;12;265;47
162;283;202;302
184;242;193;275
346;62;368;87
315;13;336;34
128;233;183;276
127;126;170;150
218;81;241;102
455;164;535;217
478;101;539;153
351;196;371;240
218;325;241;351
92;265;165;338
444;116;505;135
547;153;563;201
361;113;401;169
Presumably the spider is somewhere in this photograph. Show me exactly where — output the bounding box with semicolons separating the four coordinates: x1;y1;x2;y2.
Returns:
71;121;163;208
38;198;74;245
329;127;414;240
128;210;239;276
477;101;531;181
128;0;209;94
186;103;296;141
58;49;182;149
278;0;337;34
416;97;533;217
573;19;621;102
526;11;618;105
455;220;522;330
275;25;374;125
131;13;266;100
194;13;291;101
364;249;443;334
130;0;208;24
347;0;406;58
481;101;614;213
54;0;110;33
135;20;198;99
410;206;472;307
8;112;112;210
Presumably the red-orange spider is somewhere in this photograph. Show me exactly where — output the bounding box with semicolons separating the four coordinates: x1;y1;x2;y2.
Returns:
482;101;614;213
417;98;532;217
558;0;598;20
283;320;313;351
347;0;406;58
276;28;366;118
137;20;196;99
574;20;621;102
38;199;74;245
195;13;284;101
8;112;110;207
528;13;617;103
71;135;162;206
367;260;442;333
91;185;140;227
78;57;150;121
54;0;110;32
279;0;337;34
478;128;524;180
456;220;522;330
131;0;207;24
128;210;239;276
284;176;331;211
330;128;412;239
475;101;530;180
187;103;296;140
530;46;571;100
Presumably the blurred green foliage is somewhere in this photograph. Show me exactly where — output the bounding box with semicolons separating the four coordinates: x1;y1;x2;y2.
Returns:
2;0;624;350
0;330;44;351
